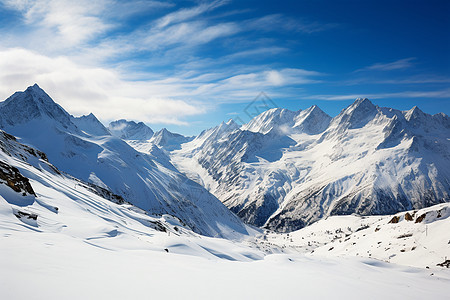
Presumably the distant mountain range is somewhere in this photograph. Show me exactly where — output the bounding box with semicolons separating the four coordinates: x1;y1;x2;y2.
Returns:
0;84;448;233
170;98;450;232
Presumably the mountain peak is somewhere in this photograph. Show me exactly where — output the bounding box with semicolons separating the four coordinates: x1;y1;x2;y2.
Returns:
108;119;154;140
150;128;192;151
351;98;376;110
26;83;39;91
242;107;297;134
355;97;371;103
72;113;110;136
160;127;170;134
293;105;331;134
305;104;324;114
0;85;75;130
226;119;237;126
404;106;425;121
218;118;239;130
331;98;378;130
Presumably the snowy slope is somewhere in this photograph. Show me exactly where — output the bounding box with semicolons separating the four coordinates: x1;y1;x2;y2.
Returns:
172;98;450;232
0;85;250;238
265;203;450;270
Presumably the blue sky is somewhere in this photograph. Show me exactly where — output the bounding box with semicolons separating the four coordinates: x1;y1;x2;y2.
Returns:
0;0;448;135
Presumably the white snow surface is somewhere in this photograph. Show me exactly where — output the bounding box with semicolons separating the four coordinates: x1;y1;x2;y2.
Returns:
0;132;449;299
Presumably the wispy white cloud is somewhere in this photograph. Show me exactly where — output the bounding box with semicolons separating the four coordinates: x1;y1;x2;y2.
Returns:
375;76;450;84
155;0;229;29
0;0;333;127
244;14;337;33
0;48;323;124
356;58;416;72
0;48;204;125
338;75;450;86
141;21;240;50
307;89;450;101
1;0;112;46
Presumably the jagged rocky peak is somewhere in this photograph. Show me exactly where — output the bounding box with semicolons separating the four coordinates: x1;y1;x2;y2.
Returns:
72;113;110;137
242;107;297;134
218;118;239;131
225;118;238;127
402;105;449;130
108;119;154;140
345;98;377;116
153;128;178;138
0;84;75;130
332;98;379;130
150;128;192;151
214;118;239;135
192;118;240;149
404;106;425;121
432;112;450;129
402;106;433;129
293;105;331;134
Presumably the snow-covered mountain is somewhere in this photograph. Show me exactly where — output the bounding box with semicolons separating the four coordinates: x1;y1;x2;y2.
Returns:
72;113;111;136
108;119;154;140
0;84;251;238
1;125;448;299
126;128;193;154
150;128;193;151
172;98;450;232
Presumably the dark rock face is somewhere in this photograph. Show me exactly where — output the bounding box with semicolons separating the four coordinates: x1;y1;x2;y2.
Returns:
437;259;450;268
14;210;38;220
389;216;400;224
0;161;36;196
79;179;125;205
233;194;279;227
0;130;49;163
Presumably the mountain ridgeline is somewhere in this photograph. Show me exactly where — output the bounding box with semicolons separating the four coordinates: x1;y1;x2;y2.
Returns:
0;84;448;233
171;98;450;232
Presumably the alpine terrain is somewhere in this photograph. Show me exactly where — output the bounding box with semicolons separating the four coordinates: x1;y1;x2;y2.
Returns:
0;85;449;299
171;98;450;232
0;84;251;238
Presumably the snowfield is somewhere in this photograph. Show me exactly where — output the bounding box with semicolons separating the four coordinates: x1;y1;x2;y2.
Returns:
2;235;450;299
